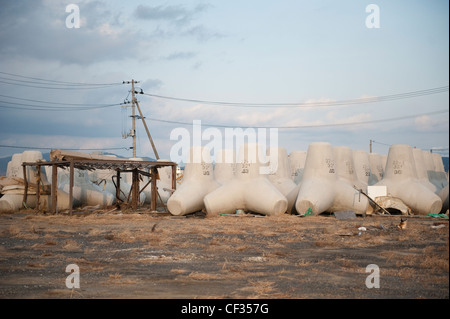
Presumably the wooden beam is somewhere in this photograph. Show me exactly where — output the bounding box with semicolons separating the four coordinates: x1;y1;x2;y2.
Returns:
151;167;157;211
36;165;41;212
51;164;58;214
116;170;121;202
69;160;74;216
171;164;177;191
22;165;28;209
132;168;139;210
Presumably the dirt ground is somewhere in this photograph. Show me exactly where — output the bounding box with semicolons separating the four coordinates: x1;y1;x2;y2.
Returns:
0;208;448;300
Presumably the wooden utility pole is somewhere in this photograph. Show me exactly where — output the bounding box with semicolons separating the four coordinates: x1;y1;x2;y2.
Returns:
124;79;159;160
370;139;373;153
131;80;137;158
135;100;159;160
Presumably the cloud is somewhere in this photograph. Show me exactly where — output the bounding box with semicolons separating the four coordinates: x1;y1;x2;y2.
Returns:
164;51;197;60
182;25;226;42
414;115;434;131
141;78;164;92
0;0;149;65
134;3;210;25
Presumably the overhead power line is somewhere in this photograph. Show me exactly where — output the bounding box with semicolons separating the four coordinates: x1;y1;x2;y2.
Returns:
0;71;124;86
0;94;119;107
144;109;449;129
0;145;130;151
143;86;449;107
0;79;122;90
0;102;121;111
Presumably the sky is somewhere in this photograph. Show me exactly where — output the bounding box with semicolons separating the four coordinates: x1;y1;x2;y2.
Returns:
0;0;448;163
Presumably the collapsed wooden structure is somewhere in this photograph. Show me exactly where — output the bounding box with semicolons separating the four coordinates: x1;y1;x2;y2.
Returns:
21;150;177;215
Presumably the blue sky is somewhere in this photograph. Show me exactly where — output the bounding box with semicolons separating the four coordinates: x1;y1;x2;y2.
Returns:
0;0;448;161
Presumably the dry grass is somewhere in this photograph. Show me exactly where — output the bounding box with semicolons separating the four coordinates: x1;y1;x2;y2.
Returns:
62;239;81;251
109;273;122;279
187;271;222;280
0;212;447;298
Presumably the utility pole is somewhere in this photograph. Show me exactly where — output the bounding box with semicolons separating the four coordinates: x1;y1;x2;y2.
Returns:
369;139;373;153
123;79;160;160
131;79;137;158
123;79;140;157
135;99;159;160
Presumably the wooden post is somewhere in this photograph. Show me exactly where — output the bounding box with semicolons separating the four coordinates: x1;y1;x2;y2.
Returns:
151;167;157;211
69;160;74;216
132;168;139;210
36;165;41;212
171;164;177;191
22;165;28;209
116;170;121;202
51;164;58;214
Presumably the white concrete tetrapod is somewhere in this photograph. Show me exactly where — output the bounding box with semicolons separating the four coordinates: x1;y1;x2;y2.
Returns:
381;154;388;172
432;153;449;213
368;153;384;185
423;151;440;191
61;168;115;207
6;153;25;179
214;149;236;185
1;151;72;213
267;147;297;210
204;143;288;216
375;144;442;215
412;149;436;192
156;158;174;204
167;146;220;216
333;146;367;191
288;150;307;184
352;150;370;190
294;142;369;215
21;151;49;185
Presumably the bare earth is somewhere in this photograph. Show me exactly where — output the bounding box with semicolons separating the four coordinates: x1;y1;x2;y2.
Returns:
0;209;448;300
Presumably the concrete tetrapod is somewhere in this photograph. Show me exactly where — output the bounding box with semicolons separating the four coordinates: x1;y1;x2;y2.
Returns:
294;142;369;216
412;149;437;192
333;146;367;191
214;149;236;186
204;143;288;216
375;144;442;215
352;150;370;190
156;158;174;204
61;168;115;207
167;146;220;216
368;153;385;185
288;150;307;185
432;153;449;213
268;147;298;205
0;151;72;213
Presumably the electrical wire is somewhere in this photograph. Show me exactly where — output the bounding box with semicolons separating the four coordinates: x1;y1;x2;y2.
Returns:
0;71;124;86
144;109;449;129
0;102;121;111
0;94;120;107
143;86;449;108
0;145;130;151
0;79;122;90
